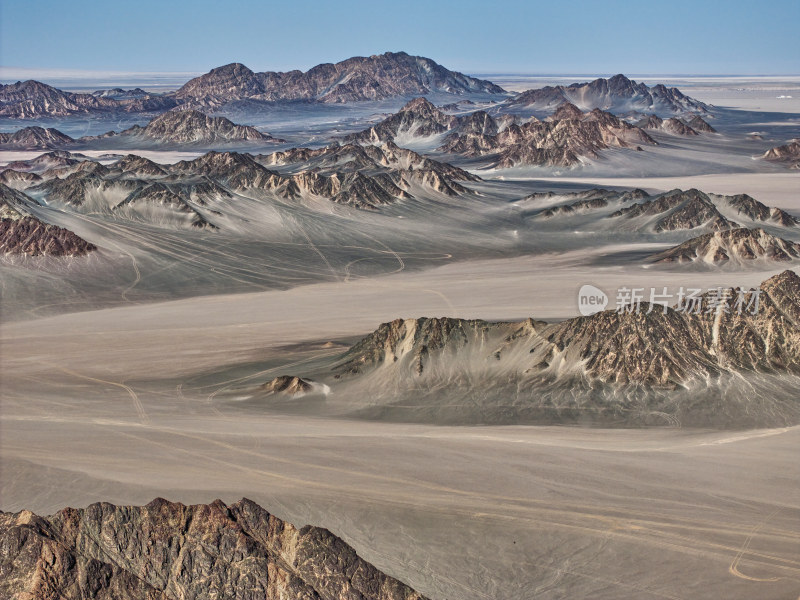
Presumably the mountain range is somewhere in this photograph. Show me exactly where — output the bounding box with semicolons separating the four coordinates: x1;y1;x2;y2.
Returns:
0;497;427;600
0;52;506;119
0;110;283;150
0;57;713;123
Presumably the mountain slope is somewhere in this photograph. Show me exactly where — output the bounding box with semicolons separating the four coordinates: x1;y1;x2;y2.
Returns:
0;498;428;600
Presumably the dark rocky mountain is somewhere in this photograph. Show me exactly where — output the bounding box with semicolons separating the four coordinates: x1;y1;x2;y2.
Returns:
0;126;76;149
763;140;800;169
505;74;708;115
87;109;284;146
0;79;176;118
327;271;800;427
174;52;506;109
0;497;428;600
610;188;737;231
439;102;656;167
650;228;800;264
0;183;96;256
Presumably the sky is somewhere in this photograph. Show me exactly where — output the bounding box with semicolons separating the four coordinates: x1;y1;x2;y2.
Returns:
1;0;798;81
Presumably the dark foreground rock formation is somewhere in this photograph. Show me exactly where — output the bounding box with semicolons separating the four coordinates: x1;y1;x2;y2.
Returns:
0;497;428;600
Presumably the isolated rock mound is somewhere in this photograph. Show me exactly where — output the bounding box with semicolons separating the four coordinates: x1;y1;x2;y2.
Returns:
261;375;315;395
0;498;428;600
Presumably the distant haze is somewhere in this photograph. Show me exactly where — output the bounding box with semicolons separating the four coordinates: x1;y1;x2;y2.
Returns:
1;0;798;77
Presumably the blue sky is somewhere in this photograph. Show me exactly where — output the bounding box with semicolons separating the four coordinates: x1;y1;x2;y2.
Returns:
2;0;798;77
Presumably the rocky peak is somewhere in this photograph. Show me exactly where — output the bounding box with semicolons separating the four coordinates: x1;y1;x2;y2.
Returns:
1;498;428;600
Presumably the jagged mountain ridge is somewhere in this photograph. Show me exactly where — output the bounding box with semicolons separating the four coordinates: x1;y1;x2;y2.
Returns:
650;228;800;264
505;74;708;115
321;271;800;427
0;497;428;600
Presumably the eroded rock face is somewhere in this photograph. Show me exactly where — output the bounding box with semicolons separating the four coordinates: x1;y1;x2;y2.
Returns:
0;498;428;600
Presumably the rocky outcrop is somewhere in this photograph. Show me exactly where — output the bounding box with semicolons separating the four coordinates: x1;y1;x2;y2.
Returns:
650;228;800;264
506;74;708;115
174;52;505;108
261;375;315;395
0;498;428;600
763;141;800;169
0;126;76;149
